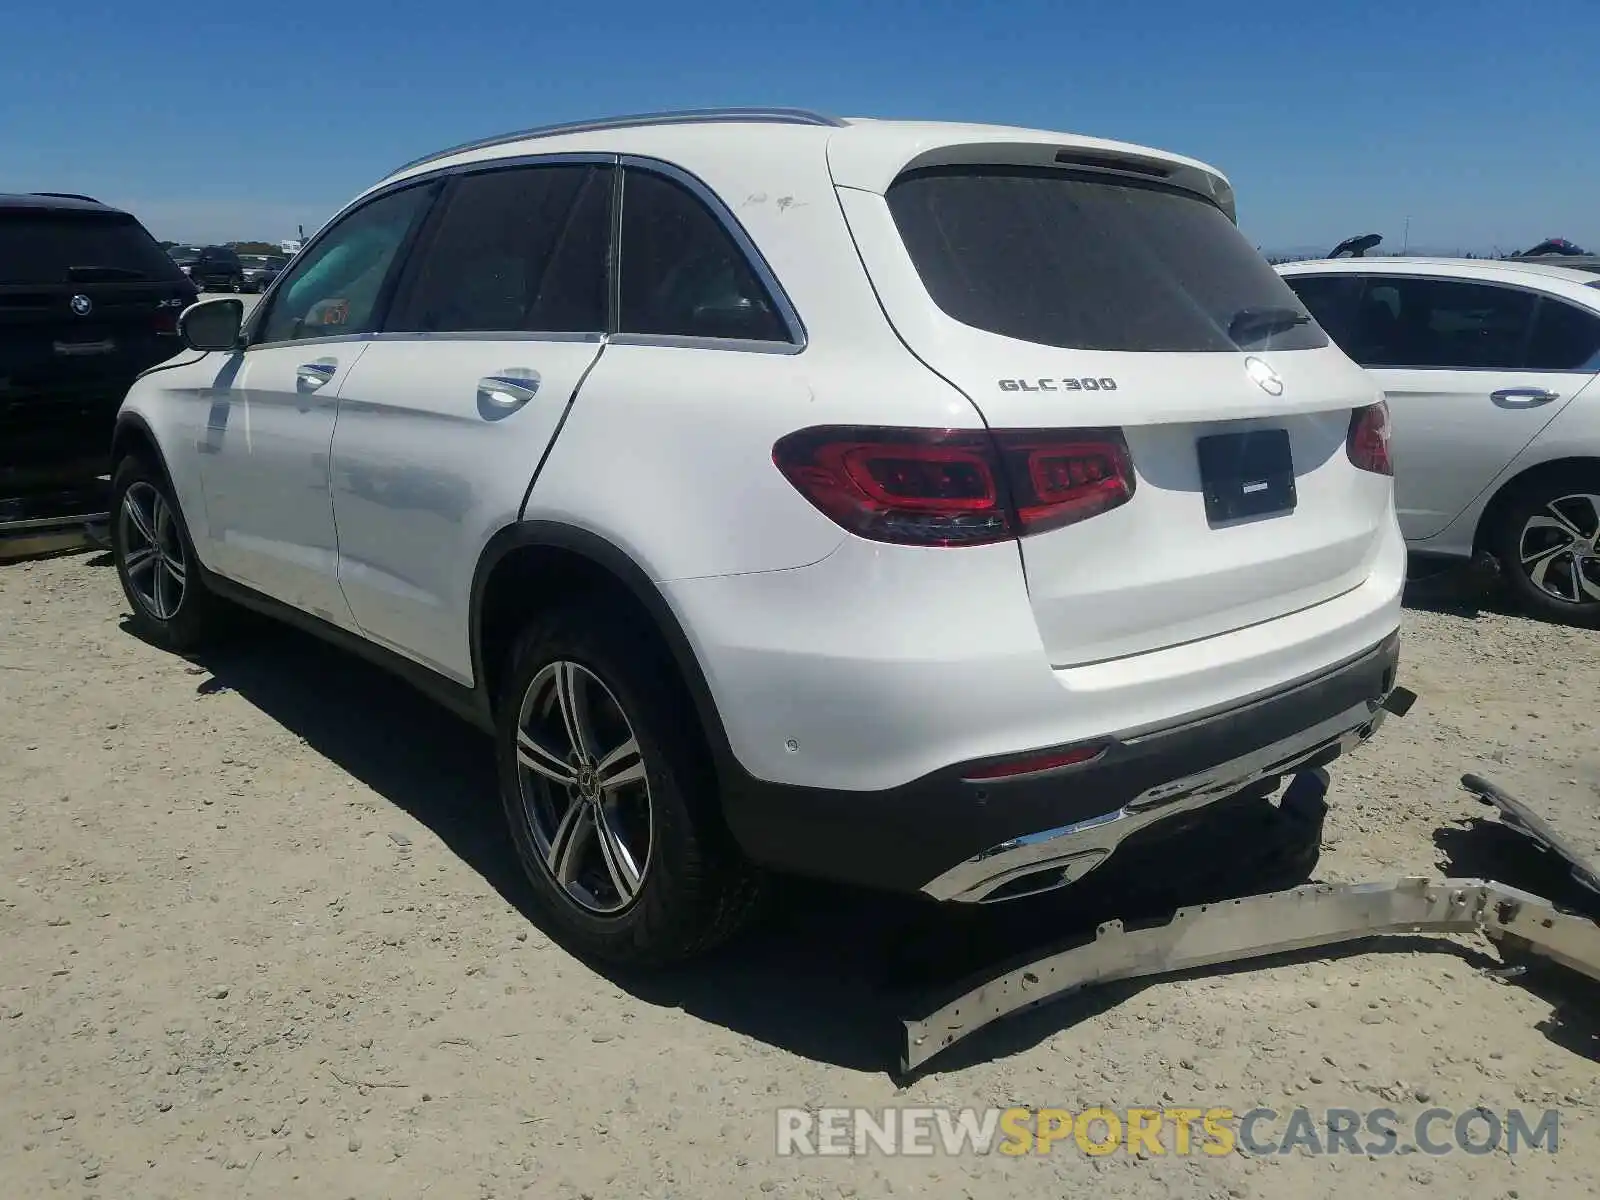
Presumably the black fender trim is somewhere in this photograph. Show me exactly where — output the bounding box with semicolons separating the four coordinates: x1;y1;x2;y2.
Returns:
469;521;739;774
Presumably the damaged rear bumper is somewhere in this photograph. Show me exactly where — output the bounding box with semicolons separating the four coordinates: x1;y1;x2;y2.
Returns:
902;773;1600;1075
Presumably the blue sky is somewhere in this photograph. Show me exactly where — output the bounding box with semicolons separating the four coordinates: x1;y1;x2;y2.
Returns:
3;0;1595;253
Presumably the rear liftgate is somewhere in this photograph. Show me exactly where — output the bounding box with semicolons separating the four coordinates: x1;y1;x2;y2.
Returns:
902;766;1600;1074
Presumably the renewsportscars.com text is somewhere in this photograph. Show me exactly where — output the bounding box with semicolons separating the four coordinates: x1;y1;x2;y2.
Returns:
775;1106;1560;1158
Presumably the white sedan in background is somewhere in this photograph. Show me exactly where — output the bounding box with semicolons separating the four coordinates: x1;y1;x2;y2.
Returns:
1278;256;1600;624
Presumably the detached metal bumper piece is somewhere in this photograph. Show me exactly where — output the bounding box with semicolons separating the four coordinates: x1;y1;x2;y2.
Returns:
902;774;1600;1074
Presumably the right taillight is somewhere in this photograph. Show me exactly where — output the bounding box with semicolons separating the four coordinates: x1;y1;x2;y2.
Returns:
1347;401;1393;476
771;425;1135;547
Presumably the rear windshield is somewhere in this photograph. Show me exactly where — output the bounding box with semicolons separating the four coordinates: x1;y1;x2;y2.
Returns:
0;210;186;285
886;166;1328;353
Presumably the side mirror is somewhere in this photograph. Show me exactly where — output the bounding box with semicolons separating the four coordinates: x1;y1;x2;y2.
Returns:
179;297;244;351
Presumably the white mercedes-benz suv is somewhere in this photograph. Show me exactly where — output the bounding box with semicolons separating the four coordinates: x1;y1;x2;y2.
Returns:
111;108;1408;965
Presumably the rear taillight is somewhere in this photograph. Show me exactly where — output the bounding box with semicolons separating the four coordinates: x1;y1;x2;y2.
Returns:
771;425;1135;547
1346;401;1393;476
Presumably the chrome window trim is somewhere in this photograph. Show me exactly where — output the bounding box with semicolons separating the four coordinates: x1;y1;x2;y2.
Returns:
390;108;845;176
606;332;803;356
1288;270;1600;375
367;330;605;345
617;154;808;352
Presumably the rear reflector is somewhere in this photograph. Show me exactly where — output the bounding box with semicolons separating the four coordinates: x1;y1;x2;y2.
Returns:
1346;401;1393;476
772;425;1135;547
961;743;1107;781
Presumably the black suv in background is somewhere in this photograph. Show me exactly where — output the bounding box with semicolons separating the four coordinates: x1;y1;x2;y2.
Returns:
174;244;245;292
1;193;196;502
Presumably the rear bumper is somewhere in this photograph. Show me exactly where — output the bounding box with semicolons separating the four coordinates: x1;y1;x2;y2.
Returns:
721;632;1402;898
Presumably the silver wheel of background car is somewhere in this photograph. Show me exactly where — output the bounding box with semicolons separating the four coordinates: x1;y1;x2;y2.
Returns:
515;660;653;916
1518;493;1600;604
119;481;188;621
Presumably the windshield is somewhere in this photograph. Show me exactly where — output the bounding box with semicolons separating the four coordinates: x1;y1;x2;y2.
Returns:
886;166;1328;353
0;210;187;285
240;255;270;267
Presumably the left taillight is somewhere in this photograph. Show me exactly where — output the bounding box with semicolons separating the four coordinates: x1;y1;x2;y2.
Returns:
153;297;185;335
770;425;1136;547
1347;401;1393;476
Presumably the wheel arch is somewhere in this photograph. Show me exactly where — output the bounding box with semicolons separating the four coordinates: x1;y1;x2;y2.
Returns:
1472;455;1600;556
111;411;177;485
470;522;736;779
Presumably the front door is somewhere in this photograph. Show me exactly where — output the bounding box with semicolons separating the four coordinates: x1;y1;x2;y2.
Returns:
329;159;614;681
196;179;441;622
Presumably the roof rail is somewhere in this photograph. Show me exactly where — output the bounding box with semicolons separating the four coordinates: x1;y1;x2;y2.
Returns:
30;191;102;204
389;107;846;176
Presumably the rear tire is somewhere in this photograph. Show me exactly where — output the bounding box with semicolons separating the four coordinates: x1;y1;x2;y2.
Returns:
110;456;228;652
1489;465;1600;626
494;601;762;966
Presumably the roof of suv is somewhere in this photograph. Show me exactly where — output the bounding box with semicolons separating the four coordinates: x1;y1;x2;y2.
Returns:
376;107;1236;217
1277;254;1600;299
0;192;121;214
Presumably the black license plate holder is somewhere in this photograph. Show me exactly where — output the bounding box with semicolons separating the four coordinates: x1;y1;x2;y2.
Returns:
1196;428;1296;523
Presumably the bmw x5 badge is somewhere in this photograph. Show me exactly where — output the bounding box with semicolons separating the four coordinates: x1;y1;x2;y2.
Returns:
1244;356;1283;396
70;294;93;316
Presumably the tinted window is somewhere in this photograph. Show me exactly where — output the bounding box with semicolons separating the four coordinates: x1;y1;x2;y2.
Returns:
1350;278;1535;370
886;166;1327;353
256;182;437;344
618;168;789;342
388;164;611;334
0;209;184;284
1526;298;1600;370
1284;274;1364;349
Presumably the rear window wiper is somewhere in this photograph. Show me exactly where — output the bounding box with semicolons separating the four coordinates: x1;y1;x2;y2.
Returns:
1228;305;1310;345
67;265;148;282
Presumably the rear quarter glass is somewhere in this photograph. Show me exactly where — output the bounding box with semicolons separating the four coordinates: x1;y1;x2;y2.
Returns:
885;165;1326;354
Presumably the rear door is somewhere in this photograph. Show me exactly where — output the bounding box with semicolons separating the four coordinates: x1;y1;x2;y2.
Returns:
328;159;613;681
0;203;192;491
1288;272;1600;539
835;161;1391;667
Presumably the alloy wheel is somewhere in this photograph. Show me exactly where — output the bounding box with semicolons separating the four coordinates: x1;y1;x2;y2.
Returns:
120;481;188;621
514;660;653;915
1518;493;1600;604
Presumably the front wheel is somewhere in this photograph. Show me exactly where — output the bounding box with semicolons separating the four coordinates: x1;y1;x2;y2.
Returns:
495;603;761;965
1490;469;1600;626
110;457;228;651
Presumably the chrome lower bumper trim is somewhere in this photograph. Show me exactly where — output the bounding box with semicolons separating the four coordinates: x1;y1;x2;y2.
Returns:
920;699;1387;903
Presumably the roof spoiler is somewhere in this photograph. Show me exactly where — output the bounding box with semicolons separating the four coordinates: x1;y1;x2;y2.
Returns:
1329;233;1383;258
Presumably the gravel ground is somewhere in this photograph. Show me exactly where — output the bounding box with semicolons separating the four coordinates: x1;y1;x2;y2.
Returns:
2;553;1597;1199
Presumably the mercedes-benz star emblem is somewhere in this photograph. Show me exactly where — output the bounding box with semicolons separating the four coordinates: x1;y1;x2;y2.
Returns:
69;294;93;317
1244;356;1283;396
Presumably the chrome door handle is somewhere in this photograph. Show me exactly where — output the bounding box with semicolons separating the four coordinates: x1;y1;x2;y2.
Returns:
477;371;541;411
297;359;337;392
1491;387;1560;407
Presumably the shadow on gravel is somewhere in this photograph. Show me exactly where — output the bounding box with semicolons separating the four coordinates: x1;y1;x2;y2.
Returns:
1401;555;1505;619
120;612;1597;1076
